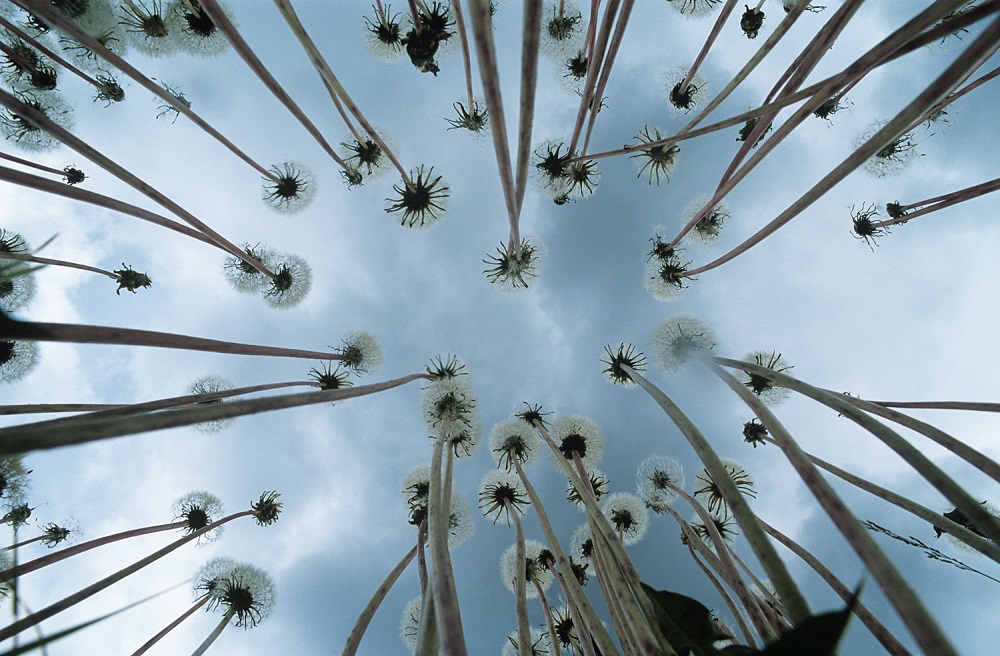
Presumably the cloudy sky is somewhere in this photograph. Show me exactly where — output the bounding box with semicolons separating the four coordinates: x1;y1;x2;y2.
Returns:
2;0;1000;654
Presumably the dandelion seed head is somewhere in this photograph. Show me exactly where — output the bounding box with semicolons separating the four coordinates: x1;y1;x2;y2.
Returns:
1;91;74;152
172;490;225;540
479;468;529;524
500;539;554;597
263;253;312;309
667;0;723;19
502;627;550;656
338;330;383;376
637;455;685;509
0;340;39;383
195;556;238;600
685;195;731;246
549;415;604;470
738;350;792;405
0;272;35;313
649;315;716;372
262;162;316;214
421;376;478;435
856;120;920;177
211;563;276;628
173;0;231;56
186;375;235;433
541;1;584;57
489;417;543;470
483;237;544;291
603;492;650;545
666;67;708;112
400;595;422;651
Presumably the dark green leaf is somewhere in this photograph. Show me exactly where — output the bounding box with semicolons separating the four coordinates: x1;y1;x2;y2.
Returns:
758;589;858;656
641;582;730;656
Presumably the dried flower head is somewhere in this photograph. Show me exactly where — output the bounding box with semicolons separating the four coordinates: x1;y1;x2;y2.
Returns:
0;340;39;382
209;563;276;628
857;120;920;177
500;539;554;597
1;91;74;152
694;459;756;514
337;330;383;376
532;140;572;194
851;203;889;250
742;419;769;447
484;237;543;291
1;503;33;529
187;375;235;433
741;5;765;38
502;627;550;656
262;253;312;309
421;376;478;436
566;468;609;508
562;157;600;198
446;100;489;134
630;126;681;185
119;0;181;57
637;455;685;510
541;1;584;56
308;362;353;393
195;556;238;600
262;162;316;214
251;491;283;526
447;416;482;458
738;351;792;405
549;415;604;470
650;315;716;372
479;469;529;524
552;605;580;649
490;417;543;471
603;492;650;545
38;520;74;547
385;166;449;228
666;67;707;112
93;72;125;105
685;197;731;246
172;490;225;541
401;1;454;74
563;50;589;86
601;342;646;385
688;510;739;547
223;243;275;294
400;463;432;521
644;242;693;301
173;0;230;56
737;115;771;147
426;354;467;380
668;0;723;18
61;165;86;185
114;264;152;295
342;135;390;180
154;80;191;122
515;402;551;429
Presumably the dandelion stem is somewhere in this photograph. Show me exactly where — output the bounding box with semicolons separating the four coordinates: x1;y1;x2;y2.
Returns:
508;501;533;656
190;606;237;656
580;0;634;157
567;0;619;158
131;594;211;656
195;0;351;172
0;252;120;281
533;579;562;656
678;0;739;98
270;0;410;184
759;518;913;656
706;359;960;656
0;511;255;641
342;544;418;656
866;400;1000;413
2;534;44;552
513;0;544;225
1;520;189;583
908;60;1000;132
621;364;812;625
685;540;758;648
448;0;477;112
871;175;1000;229
0;152;65;179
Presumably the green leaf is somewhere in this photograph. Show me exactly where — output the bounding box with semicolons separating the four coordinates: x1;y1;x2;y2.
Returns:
757;589;858;656
641;582;731;656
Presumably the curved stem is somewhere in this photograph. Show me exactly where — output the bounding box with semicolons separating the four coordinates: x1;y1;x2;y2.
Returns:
871;175;1000;229
0;251;120;281
686;543;757;648
190;606;236;656
866;400;1000;413
0;404;123;416
581;0;634;156
534;581;561;656
131;595;211;656
342;545;418;656
0;152;65;178
449;0;477;112
509;503;533;656
678;0;739;96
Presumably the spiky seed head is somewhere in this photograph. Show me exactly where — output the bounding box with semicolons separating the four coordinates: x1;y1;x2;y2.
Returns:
447;416;482;458
210;563;276;628
541;0;584;57
489;417;543;471
337;330;383;376
251;491;283;526
630;127;680;185
479;469;529;525
667;0;723;18
425;354;467;380
856;120;920;177
500;539;555;597
685;196;731;246
187;375;235;433
385;166;449;227
195;556;238;600
119;1;183;56
172;490;225;540
420;376;478;436
743;419;769;447
689;510;739;547
637;455;685;509
0;91;74;152
649;316;716;373
0;340;39;383
262;253;312;309
446;99;489;135
223;244;275;294
552;605;579;648
566;468;608;509
502;627;550;656
570;523;593;563
738;351;792;405
694;459;756;515
2;503;33;529
308;362;353;394
262;162;316;214
484;237;544;291
644;247;693;301
515;402;551;428
113;264;151;294
40;521;74;548
549;415;604;470
666;67;708;112
601;342;646;385
173;0;231;56
400;595;422;651
603;492;650;545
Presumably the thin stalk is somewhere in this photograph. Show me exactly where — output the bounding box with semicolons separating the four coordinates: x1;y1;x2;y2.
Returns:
509;503;533;656
0;165;227;250
342;544;418;656
621;364;812;624
785;442;1000;564
550;565;600;656
567;0;619;157
513;0;544;226
0;88;278;279
706;359;959;656
867;400;1000;413
427;420;467;656
414;584;438;656
3;534;44;552
1;520;188;583
512;457;620;656
533;580;562;656
677;0;740;96
871;175;1000;229
580;0;634;156
713;356;1000;547
686;541;757;648
12;0;280;181
0;511;255;640
195;0;351;172
0;152;66;178
190;606;237;656
758;518;913;656
0;404;117;415
448;0;477;112
468;0;519;254
681;13;1000;275
0;251;121;282
586;528;641;655
0;372;430;454
918;63;1000;129
727;548;790;631
829;389;1000;485
270;0;410;184
417;520;429;594
131;595;211;656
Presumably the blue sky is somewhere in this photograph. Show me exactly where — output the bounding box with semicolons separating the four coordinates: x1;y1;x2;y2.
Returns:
2;0;1000;654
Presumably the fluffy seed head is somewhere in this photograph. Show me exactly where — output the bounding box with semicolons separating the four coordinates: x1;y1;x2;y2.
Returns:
0;340;39;383
421;376;478;436
650;316;716;372
484;237;544;291
172;490;225;541
637;455;685;509
262;253;312;309
603;492;650;545
490;417;543;470
187;375;235;433
549;415;604;470
400;595;422;651
694;459;756;515
685;195;731;246
479;469;529;525
209;563;276;628
738;351;792;405
337;330;383;376
502;627;550;656
262;162;316;214
666;67;708;112
500;539;554;598
195;556;238;600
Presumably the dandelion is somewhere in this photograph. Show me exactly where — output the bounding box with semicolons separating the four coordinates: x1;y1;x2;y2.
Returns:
689;510;739;547
400;1;454;74
0;340;39;383
562;50;589;87
446;99;488;134
551;605;579;650
857;120;920;177
173;0;231;56
261;161;316;214
562;156;600;198
644;242;693;301
541;1;584;57
308;362;353;392
385;166;449;228
223;243;275;294
685;196;731;246
601;342;646;386
490;417;543;471
251;490;283;526
337;330;383;376
187;375;236;433
483;237;543;291
93;72;125;105
479;469;529;524
447;416;482;458
154;80;191;122
1;91;74;152
570;523;594;563
38;521;74;548
420;375;477;435
0;503;32;529
172;490;225;541
649;315;716;373
782;0;825;13
58;26;126;74
693;459;756;515
737;115;771;146
630;126;680;185
363;3;404;61
666;67;707;112
603;492;650;546
400;463;432;522
515;401;552;429
446;494;475;548
742;419;769;447
262;253;312;309
399;595;422;652
342;136;390;179
0;455;31;503
113;264;152;294
637;455;685;509
502;627;550;656
567;468;609;508
741;3;766;38
851;203;890;249
501;539;554;597
667;0;723;19
738;350;792;405
198;563;276;647
549;415;604;471
0;272;35;313
118;0;181;57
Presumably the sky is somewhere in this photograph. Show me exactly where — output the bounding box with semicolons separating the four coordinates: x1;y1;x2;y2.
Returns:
2;0;1000;654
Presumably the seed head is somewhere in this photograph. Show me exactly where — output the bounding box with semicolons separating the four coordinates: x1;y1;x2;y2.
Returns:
694;459;756;515
649;315;716;373
40;521;75;548
541;1;584;57
484;237;543;291
741;6;765;38
688;510;739;547
209;563;276;628
187;375;235;433
666;67;707;112
262;253;312;309
603;492;650;545
337;330;383;376
500;539;554;597
630;127;680;185
0;340;39;383
668;0;723;18
850;203;889;250
173;0;230;56
479;469;529;525
644;241;693;301
251;491;283;526
113;264;152;295
0;272;35;313
738;351;792;405
446;100;489;134
262;162;316;214
420;376;478;437
195;556;238;600
549;415;604;470
566;468;609;508
601;342;646;386
857;120;920;177
400;595;422;651
502;627;550;656
637;455;685;509
173;490;225;542
363;3;404;60
385;166;449;228
742;419;769;447
490;417;543;471
685;196;731;246
0;91;74;152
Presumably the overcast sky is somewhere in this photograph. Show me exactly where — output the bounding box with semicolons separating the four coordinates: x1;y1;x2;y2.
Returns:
2;0;1000;654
